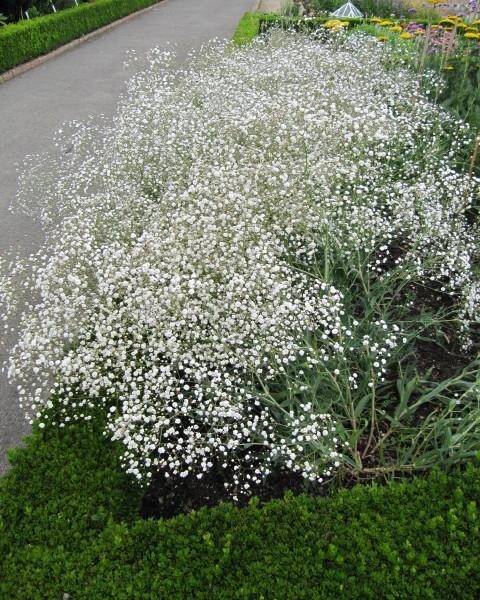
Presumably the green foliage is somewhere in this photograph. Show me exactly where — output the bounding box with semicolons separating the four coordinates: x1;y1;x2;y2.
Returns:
260;14;361;33
1;417;480;598
309;0;410;17
255;14;433;37
413;6;442;21
231;11;262;46
0;417;143;541
0;0;160;73
430;41;480;132
0;0;33;22
281;0;300;17
256;240;480;481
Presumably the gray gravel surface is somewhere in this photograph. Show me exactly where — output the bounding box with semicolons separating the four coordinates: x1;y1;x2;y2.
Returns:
0;0;255;474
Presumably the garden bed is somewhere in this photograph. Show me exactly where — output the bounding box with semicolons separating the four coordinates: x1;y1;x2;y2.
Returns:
232;12;432;46
1;14;480;597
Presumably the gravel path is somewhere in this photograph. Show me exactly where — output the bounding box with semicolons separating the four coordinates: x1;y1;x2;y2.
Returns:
0;0;255;475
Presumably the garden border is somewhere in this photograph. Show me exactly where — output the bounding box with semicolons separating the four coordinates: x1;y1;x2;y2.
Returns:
231;12;438;46
0;0;166;82
2;418;480;598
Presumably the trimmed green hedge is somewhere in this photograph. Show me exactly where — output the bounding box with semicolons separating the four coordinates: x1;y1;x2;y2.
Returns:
1;418;480;598
231;12;264;46
0;0;161;74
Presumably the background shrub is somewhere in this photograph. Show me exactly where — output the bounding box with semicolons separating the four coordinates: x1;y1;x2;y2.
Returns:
0;0;34;22
0;0;160;73
307;0;411;17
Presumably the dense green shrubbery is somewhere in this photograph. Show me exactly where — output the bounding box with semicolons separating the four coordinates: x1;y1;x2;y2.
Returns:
231;12;264;46
1;418;480;598
0;0;160;73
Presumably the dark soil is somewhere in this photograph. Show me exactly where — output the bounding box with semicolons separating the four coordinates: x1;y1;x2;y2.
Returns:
140;465;329;520
369;238;411;277
414;337;470;380
140;239;479;521
401;279;478;380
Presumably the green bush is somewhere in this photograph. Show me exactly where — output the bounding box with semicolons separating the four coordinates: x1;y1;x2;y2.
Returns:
231;11;263;46
1;417;479;598
0;0;160;73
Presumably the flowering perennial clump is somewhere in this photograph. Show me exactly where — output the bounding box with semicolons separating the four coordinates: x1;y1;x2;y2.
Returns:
1;33;479;492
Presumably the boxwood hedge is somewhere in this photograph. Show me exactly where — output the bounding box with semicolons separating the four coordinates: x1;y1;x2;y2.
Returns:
0;0;161;74
0;416;479;598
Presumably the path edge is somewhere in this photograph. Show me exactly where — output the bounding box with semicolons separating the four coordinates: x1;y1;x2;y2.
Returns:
0;0;166;84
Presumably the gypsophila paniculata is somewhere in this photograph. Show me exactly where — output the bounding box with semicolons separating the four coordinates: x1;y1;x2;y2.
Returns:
1;32;479;493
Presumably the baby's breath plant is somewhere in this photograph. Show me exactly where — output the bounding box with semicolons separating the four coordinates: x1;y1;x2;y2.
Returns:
1;32;479;494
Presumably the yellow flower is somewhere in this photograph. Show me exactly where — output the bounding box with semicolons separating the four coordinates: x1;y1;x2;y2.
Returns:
376;35;388;41
390;25;403;31
466;27;478;33
464;32;480;39
400;32;413;39
323;19;347;31
439;19;456;26
455;22;467;29
370;17;382;22
379;20;394;26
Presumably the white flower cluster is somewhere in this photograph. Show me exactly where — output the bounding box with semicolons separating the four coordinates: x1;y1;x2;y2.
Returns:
1;33;479;491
